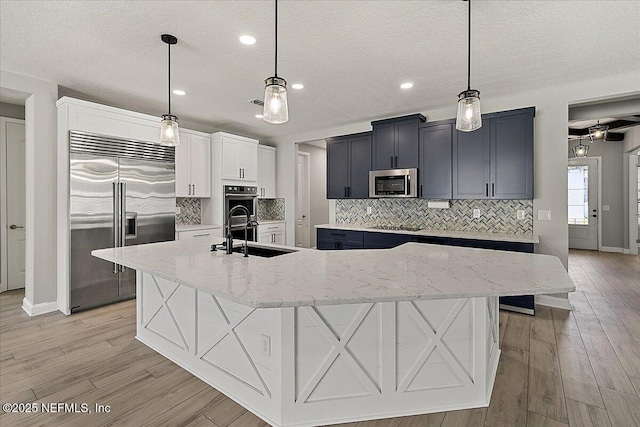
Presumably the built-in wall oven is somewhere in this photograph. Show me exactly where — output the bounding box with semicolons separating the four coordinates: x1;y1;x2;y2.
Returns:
369;168;418;198
224;185;258;242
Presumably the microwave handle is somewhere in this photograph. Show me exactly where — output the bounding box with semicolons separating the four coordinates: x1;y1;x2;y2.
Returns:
405;174;410;195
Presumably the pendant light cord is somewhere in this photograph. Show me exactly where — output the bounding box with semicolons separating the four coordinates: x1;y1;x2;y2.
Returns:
467;0;471;91
168;42;172;115
274;0;278;77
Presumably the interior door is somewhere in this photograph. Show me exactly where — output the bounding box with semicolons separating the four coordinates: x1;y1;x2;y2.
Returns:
296;152;310;248
118;158;175;297
5;119;26;290
568;158;598;250
70;154;119;310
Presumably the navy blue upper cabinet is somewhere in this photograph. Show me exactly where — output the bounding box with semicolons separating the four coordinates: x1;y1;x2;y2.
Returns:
453;107;535;200
371;114;425;170
419;123;453;199
326;132;372;199
491;110;534;199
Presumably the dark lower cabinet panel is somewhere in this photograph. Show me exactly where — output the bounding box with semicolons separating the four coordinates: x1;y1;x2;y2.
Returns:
317;228;536;315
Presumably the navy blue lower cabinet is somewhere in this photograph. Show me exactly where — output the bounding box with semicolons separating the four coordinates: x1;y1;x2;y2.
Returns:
317;229;364;250
363;232;414;249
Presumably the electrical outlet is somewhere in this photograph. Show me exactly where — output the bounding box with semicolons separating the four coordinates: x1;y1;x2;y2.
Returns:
473;209;481;219
537;210;552;221
260;334;271;357
367;206;372;215
175;206;181;215
517;210;526;220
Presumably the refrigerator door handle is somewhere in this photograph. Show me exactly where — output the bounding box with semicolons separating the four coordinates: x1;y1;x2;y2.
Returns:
119;182;126;272
112;182;120;274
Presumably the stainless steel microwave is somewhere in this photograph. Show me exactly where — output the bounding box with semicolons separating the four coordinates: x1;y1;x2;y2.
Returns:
369;168;418;198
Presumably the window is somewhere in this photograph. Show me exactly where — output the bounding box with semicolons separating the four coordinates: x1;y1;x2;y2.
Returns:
568;165;589;225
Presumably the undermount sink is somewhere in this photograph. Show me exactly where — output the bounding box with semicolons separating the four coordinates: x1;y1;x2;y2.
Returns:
368;225;423;232
232;245;297;258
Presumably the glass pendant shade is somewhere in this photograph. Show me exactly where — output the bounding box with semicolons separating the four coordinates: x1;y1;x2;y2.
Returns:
456;90;482;132
588;121;608;143
159;114;180;146
263;76;289;124
572;140;589;158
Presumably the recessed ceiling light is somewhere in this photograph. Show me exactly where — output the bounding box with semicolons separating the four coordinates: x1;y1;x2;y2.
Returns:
291;83;304;90
400;82;414;89
255;114;264;119
239;35;256;45
172;89;186;96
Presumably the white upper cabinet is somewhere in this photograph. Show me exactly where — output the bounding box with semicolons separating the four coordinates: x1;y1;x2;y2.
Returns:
220;135;258;182
176;131;211;197
257;145;277;198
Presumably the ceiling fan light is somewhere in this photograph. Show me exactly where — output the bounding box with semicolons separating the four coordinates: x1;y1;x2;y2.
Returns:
588;121;608;143
456;89;482;132
159;115;180;146
263;76;288;124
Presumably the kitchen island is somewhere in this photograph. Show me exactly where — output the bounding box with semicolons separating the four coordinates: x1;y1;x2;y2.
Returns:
93;240;574;427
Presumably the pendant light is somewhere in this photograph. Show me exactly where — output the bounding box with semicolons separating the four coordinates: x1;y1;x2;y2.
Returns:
159;34;180;146
263;0;289;124
456;0;482;132
588;119;608;143
572;137;589;158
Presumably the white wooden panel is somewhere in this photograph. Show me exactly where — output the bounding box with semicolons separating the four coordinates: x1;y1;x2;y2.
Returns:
175;133;190;197
222;137;241;180
240;141;258;182
189;133;211;197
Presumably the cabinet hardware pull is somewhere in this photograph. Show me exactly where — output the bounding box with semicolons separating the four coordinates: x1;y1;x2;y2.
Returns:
492;183;495;197
239;168;242;178
348;186;351;197
193;233;210;237
420;184;423;197
193;184;196;195
485;183;489;197
390;156;394;168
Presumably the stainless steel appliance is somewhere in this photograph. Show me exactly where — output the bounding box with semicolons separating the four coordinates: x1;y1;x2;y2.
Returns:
69;131;175;312
369;168;418;198
224;185;257;242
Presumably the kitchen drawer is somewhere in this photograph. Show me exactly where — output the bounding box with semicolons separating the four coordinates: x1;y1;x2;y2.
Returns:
176;228;221;240
317;229;363;243
257;222;285;234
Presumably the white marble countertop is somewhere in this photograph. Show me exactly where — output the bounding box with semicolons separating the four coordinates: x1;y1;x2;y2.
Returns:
175;224;223;232
315;224;539;244
93;238;572;309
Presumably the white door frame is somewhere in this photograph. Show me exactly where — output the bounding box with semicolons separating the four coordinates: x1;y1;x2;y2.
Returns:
629;152;639;255
568;156;602;251
0;117;26;292
295;150;311;248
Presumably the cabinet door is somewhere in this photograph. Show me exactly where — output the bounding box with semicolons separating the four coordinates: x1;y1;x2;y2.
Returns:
348;134;372;198
221;137;242;180
395;119;419;169
273;231;285;245
257;233;272;244
452;126;490;199
189;134;211;197
258;146;277;198
490;113;534;199
419;124;452;199
239;141;258;182
175;133;191;197
372;122;396;170
327;138;350;199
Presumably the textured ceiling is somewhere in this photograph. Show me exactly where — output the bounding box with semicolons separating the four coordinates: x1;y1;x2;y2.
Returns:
1;1;639;140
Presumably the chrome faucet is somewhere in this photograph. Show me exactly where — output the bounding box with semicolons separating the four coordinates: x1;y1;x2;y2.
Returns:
225;205;258;257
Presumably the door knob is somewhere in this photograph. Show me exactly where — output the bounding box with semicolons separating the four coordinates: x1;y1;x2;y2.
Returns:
9;225;24;230
592;214;597;217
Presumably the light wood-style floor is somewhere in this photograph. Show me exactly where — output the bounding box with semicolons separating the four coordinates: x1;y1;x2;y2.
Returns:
1;250;639;427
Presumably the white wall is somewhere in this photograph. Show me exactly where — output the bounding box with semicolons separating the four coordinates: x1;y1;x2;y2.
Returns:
0;102;25;119
273;71;640;274
1;70;58;311
297;143;329;248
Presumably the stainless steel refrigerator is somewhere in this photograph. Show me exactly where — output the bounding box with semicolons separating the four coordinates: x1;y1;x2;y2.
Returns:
69;131;175;312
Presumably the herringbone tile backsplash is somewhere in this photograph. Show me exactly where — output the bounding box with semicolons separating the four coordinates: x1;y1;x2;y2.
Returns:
336;199;533;234
257;198;286;221
176;198;201;225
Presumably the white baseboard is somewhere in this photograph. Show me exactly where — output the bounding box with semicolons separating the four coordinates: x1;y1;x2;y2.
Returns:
600;246;624;253
22;298;59;316
535;294;571;311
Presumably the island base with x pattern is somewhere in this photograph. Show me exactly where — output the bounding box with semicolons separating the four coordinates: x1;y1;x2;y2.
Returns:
135;270;500;427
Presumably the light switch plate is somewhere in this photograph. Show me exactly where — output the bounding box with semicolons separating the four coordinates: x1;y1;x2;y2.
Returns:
603;205;610;211
473;209;481;219
175;206;181;215
261;334;271;357
537;210;552;221
367;206;372;214
517;210;526;220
